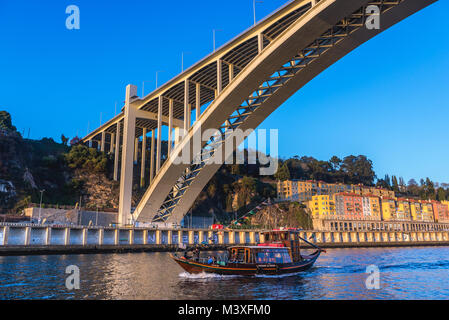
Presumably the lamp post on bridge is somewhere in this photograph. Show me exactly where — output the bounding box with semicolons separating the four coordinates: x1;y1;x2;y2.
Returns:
38;189;45;225
181;52;191;72
253;0;264;26
213;29;223;52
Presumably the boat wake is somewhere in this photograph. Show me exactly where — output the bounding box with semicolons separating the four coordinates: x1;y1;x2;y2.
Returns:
254;271;306;279
179;272;242;280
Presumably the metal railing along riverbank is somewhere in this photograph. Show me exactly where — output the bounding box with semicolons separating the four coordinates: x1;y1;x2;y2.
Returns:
0;223;448;255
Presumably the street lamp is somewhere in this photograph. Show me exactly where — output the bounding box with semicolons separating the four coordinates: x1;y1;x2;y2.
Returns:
213;29;223;52
181;52;191;72
38;189;45;225
253;0;264;26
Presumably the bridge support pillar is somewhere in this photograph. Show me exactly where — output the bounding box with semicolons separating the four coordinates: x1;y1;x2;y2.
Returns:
24;227;31;245
156;230;162;245
156;96;163;172
188;231;194;245
167;230;172;245
100;131;106;152
45;227;51;245
150;129;155;183
64;228;70;245
140;128;147;188
258;33;264;53
2;226;9;245
113;122;121;181
229;231;235;245
208;231;213;245
195;83;201;122
134;137;138;163
118;84;138;226
217;60;223;94
114;229;119;245
239;232;245;244
259;232;265;244
81;228;87;245
98;229;104;245
218;232;224;245
129;230;134;245
168;99;173;155
184;81;190;131
110;133;115;154
249;232;256;244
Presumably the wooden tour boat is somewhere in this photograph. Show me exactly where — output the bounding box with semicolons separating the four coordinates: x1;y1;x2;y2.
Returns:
171;229;325;276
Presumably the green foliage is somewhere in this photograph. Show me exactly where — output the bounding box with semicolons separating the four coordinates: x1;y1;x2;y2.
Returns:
274;163;291;181
12;196;31;214
61;134;69;146
65;145;109;173
292;203;313;230
279;154;376;185
0;111;16;132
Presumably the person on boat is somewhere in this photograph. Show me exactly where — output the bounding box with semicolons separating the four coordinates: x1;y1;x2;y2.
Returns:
183;250;189;259
212;256;217;264
193;248;200;261
207;256;213;264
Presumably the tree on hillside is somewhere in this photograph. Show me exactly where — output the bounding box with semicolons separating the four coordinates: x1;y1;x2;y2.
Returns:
329;156;342;172
340;155;376;186
391;175;399;193
70;136;81;146
0;111;17;132
65;144;109;173
275;163;291;181
61;134;69;146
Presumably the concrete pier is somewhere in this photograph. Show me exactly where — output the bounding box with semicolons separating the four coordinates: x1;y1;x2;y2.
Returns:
0;223;449;256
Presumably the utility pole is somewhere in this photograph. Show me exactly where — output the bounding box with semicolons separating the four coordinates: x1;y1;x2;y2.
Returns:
78;195;82;226
253;0;264;26
182;52;191;72
38;189;45;225
213;29;223;52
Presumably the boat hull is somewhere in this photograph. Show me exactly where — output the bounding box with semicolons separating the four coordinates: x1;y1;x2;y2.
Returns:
171;251;320;276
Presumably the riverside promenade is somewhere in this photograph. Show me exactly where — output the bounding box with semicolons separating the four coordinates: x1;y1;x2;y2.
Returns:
0;223;448;256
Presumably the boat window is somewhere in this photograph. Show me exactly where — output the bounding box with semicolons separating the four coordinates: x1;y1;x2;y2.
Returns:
255;249;292;264
230;248;245;263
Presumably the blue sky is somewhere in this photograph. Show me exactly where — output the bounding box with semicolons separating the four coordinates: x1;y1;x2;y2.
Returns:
1;0;448;183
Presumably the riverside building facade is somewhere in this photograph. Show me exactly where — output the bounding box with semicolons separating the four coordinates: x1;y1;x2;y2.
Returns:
277;180;449;232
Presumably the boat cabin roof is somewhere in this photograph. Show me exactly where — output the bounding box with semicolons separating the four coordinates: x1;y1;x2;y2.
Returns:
229;246;290;250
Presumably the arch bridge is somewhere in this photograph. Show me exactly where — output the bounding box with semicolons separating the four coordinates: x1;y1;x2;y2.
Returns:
82;0;437;226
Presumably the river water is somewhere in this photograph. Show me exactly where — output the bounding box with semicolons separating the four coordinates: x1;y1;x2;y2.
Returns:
0;246;448;300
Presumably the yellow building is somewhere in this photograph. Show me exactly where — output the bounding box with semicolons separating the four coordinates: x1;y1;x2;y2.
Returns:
307;195;335;219
409;200;422;221
420;200;435;222
395;198;412;221
277;180;295;200
381;198;397;221
277;180;314;202
409;200;434;222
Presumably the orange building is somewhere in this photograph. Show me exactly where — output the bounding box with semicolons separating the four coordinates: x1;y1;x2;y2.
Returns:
432;201;449;223
335;193;363;220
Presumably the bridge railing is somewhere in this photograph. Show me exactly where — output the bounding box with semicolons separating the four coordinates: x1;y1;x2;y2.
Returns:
0;224;449;248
